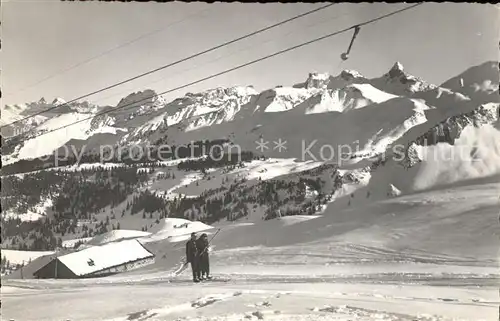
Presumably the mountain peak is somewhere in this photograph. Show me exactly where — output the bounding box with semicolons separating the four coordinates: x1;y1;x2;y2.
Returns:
52;97;66;106
307;72;330;80
340;69;365;80
374;61;438;94
193;86;258;100
117;89;159;108
392;61;404;72
304;72;331;89
388;62;405;78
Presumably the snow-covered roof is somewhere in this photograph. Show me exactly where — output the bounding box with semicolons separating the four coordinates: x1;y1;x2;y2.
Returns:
57;239;154;276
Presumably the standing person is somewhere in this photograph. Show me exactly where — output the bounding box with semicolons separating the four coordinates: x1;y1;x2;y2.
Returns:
196;233;211;280
185;232;200;283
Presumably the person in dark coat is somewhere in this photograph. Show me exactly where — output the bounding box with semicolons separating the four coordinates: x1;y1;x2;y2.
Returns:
196;233;211;280
186;232;200;282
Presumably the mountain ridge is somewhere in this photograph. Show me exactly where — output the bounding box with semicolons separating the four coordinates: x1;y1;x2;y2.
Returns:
1;60;499;253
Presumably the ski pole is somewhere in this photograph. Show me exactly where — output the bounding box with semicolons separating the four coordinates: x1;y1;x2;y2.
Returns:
200;228;221;256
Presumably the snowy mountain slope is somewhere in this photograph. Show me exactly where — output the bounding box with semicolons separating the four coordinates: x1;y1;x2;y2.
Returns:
111;89;168;124
2;60;499;253
135;95;431;163
0;62;494;185
260;87;317;113
2;61;490;168
140;218;214;243
28;62;445;160
1;97;115;163
292;83;399;115
3;159;499;320
268;69;399;114
0;110;48;138
1;103;51;139
4;179;499;308
3;97;101;123
412;86;471;108
1;107;25;126
363;102;500;199
365;62;480;121
136;178;499;279
293;69;367;90
440;61;499;103
4;98;60;118
2;195;54;222
1;249;55;266
300;63;429;95
297;63;474;113
84;229;152;247
102;89;198;133
118;86;259;144
370;62;438;95
2;112;124;165
2;61;500;321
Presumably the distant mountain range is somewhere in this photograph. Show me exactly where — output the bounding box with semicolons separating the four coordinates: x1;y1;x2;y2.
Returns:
1;60;498;252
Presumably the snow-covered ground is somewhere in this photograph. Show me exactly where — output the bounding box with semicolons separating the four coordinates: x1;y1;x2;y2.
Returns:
140;218;215;244
227;158;324;181
2;281;497;321
2;112;121;165
1;249;55;266
2;180;499;321
2;197;54;222
2;60;498;320
62;237;94;248
85;229;152;247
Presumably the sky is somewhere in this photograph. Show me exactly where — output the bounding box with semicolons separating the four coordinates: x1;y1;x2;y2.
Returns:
1;1;499;108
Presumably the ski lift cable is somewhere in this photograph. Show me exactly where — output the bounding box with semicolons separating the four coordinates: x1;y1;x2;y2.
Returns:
3;3;423;148
93;7;356;106
6;5;216;98
2;3;424;150
2;3;337;129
